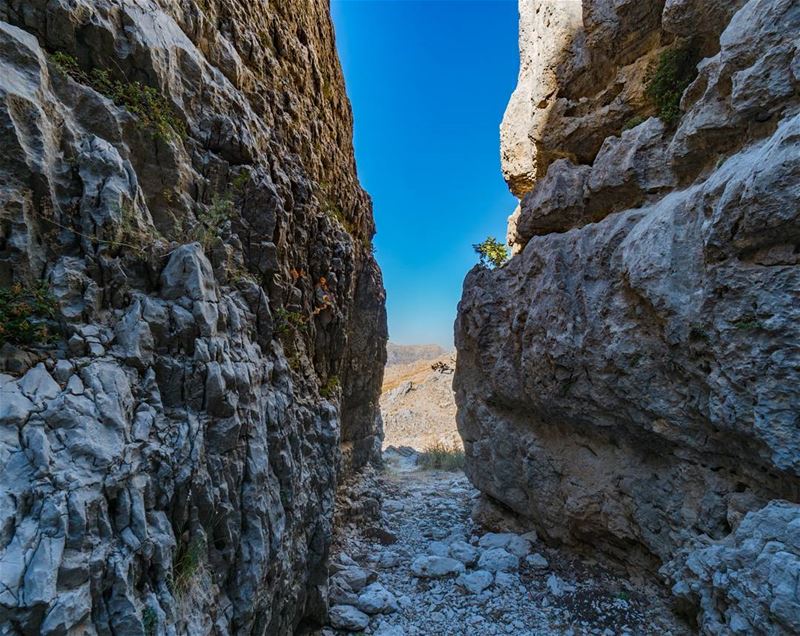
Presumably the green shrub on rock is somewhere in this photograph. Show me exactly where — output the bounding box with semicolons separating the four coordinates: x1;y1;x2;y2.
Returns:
50;52;186;140
473;236;509;269
645;44;699;127
0;282;60;347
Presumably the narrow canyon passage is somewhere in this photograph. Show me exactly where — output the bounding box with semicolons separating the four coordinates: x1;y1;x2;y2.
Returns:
1;1;797;633
317;350;690;635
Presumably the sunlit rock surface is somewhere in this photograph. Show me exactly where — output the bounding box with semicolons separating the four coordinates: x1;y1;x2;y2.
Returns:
0;1;386;633
457;0;800;632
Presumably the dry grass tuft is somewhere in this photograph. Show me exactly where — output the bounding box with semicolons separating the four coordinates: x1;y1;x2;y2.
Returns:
418;441;465;472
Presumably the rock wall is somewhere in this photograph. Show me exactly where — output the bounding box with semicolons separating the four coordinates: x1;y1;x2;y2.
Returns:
456;0;800;633
0;1;386;634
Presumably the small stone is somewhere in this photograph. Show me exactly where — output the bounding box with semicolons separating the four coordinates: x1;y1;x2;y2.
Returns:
520;530;538;543
329;604;369;631
546;574;575;597
374;623;405;636
384;499;404;513
477;548;519;573
333;567;374;593
449;540;478;566
0;383;34;426
429;541;449;556
494;571;517;588
457;570;493;594
329;579;358;606
374;550;401;569
68;334;86;356
53;360;74;383
18;364;60;404
506;535;532;558
357;583;398;615
410;555;465;578
526;553;549;569
66;375;84;395
478;532;516;550
88;341;105;356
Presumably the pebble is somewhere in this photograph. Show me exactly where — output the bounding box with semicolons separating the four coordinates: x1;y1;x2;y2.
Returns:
526;553;549;569
429;541;450;556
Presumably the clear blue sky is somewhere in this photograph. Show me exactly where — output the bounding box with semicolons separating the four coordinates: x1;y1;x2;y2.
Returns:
331;0;519;348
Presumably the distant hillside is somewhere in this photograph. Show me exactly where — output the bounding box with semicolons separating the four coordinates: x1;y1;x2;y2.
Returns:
381;353;458;450
386;342;450;366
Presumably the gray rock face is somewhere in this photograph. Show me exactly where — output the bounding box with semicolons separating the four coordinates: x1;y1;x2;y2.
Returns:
457;0;800;632
0;1;386;634
663;501;800;635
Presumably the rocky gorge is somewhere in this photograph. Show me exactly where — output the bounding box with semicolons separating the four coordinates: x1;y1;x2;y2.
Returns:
456;0;800;634
1;0;798;634
0;0;385;634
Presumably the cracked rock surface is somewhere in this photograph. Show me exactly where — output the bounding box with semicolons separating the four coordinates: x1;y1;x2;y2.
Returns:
458;0;800;633
0;1;386;634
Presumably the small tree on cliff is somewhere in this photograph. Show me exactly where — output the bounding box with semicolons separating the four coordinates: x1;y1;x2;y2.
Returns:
473;236;509;269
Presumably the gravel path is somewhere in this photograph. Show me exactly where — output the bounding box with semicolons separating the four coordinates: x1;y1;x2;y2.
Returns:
322;462;691;636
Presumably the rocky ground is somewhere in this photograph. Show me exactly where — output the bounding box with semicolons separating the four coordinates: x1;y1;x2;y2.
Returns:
321;457;690;635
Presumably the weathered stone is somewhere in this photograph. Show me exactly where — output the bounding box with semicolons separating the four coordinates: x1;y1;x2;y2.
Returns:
410;555;465;579
449;540;479;566
0;1;387;634
477;548;520;573
357;582;399;615
526;553;549;570
329;604;370;631
456;570;494;594
333;567;376;594
663;501;800;635
457;0;800;633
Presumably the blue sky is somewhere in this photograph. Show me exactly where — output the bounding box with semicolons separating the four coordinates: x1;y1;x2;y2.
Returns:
331;0;519;347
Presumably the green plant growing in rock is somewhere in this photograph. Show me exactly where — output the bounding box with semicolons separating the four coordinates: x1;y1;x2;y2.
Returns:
142;607;157;636
318;182;357;235
110;202;161;254
192;195;233;251
274;307;306;336
171;535;206;594
0;282;60;347
418;441;465;472
644;44;698;127
320;375;340;399
732;318;763;331
50;52;186;140
622;115;646;131
473;236;509;269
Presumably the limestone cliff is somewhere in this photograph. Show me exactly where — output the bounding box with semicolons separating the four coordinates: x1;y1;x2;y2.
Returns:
0;0;387;634
456;0;800;633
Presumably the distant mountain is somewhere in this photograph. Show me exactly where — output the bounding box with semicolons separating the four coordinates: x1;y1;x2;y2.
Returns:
386;342;450;366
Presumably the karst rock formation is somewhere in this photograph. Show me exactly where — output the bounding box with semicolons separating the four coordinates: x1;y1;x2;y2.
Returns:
456;0;800;633
0;0;386;634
